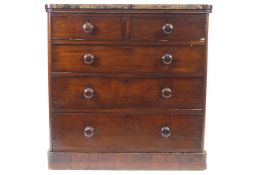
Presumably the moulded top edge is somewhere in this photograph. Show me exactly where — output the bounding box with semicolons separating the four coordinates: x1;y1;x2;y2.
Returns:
45;4;212;11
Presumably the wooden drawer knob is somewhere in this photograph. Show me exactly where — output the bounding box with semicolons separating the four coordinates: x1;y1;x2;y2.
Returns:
84;87;94;99
161;126;171;138
161;88;172;99
83;53;95;64
161;54;173;65
84;126;95;138
82;22;95;34
162;23;173;34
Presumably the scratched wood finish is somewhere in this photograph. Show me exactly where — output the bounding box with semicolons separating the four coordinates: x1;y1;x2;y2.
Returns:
46;4;212;170
53;45;205;73
46;4;212;10
52;77;203;111
52;113;202;152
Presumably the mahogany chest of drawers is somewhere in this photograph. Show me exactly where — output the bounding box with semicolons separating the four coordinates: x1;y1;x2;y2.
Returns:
45;4;212;170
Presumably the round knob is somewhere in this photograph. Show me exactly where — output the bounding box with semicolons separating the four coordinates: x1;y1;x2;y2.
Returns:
161;54;173;65
84;87;94;99
84;126;95;138
161;127;171;138
83;53;95;64
82;22;95;34
162;23;173;34
161;88;172;99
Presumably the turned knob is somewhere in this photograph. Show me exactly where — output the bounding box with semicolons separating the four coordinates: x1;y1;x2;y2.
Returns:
83;53;95;64
84;87;94;99
161;126;171;138
162;23;174;34
84;126;95;138
161;54;174;65
82;22;95;34
161;88;172;99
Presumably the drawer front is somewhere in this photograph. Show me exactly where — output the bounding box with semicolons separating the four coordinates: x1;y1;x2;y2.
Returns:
131;15;205;41
52;77;203;111
52;113;202;152
51;14;122;40
53;45;204;73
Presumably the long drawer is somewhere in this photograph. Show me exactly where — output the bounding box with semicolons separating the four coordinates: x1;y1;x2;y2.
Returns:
52;113;202;152
51;77;203;111
53;45;204;73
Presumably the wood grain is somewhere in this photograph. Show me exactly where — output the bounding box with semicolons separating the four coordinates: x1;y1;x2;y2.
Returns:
52;15;122;40
47;4;211;170
131;15;206;42
51;77;204;111
52;113;202;152
48;151;207;170
53;45;205;73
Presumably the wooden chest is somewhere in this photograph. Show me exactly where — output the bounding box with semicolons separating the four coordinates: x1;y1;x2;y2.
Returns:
45;4;212;170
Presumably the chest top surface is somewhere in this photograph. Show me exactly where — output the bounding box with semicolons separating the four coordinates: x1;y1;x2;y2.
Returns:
45;4;212;13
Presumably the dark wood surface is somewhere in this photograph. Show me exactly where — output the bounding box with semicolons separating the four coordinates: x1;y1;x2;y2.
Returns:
48;151;206;170
51;14;206;42
52;77;203;111
131;15;205;42
53;45;204;73
46;4;211;170
52;15;122;40
51;40;206;45
52;113;202;152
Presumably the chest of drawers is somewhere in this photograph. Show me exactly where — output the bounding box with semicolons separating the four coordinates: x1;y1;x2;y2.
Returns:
46;4;212;170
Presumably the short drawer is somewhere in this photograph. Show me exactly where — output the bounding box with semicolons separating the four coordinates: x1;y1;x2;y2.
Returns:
52;77;203;111
51;14;122;40
131;15;206;41
53;45;204;73
52;113;202;152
